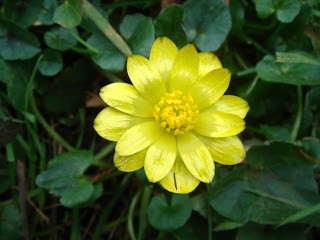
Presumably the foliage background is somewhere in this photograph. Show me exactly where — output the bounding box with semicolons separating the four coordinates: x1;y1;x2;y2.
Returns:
0;0;320;239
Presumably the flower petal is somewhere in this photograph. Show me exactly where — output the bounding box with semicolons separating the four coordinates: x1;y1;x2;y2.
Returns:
94;107;148;141
144;132;176;182
116;121;164;156
198;135;246;165
177;132;214;183
169;44;199;93
160;155;200;194
100;83;154;117
150;37;178;86
204;95;249;119
194;111;245;138
199;52;222;78
189;68;230;110
127;55;167;104
114;149;147;172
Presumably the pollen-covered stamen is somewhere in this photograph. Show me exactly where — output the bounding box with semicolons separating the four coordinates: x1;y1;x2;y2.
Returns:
153;91;199;135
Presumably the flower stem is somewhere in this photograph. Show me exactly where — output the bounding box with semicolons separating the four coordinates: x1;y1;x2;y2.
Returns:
93;142;116;163
207;184;213;240
81;0;132;57
30;95;75;152
291;86;303;142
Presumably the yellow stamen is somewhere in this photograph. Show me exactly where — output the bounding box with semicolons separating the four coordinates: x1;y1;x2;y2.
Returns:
153;91;199;135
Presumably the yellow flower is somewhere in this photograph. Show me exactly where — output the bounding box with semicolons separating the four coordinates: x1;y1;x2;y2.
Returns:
94;37;249;193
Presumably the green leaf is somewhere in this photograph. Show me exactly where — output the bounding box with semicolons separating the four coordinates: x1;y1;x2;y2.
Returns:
0;203;23;240
39;49;63;76
301;86;320;131
209;143;320;224
183;0;231;51
301;138;320;160
87;32;126;72
257;55;320;85
49;177;94;207
259;124;292;142
237;223;306;240
3;0;42;28
53;0;82;28
276;52;320;66
154;4;187;47
36;151;94;207
214;220;245;232
148;194;193;231
37;0;58;25
255;0;301;23
0;59;14;84
0;21;40;60
44;27;78;51
119;14;154;57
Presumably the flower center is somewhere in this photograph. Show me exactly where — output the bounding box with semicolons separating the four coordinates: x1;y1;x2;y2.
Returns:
153;91;199;135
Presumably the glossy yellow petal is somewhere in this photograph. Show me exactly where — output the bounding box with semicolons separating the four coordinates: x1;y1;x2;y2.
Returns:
127;55;167;104
169;44;199;93
150;37;178;86
198;135;246;165
94;107;148;141
114;149;147;172
204;95;249;119
177;132;214;183
116;121;164;156
189;68;230;110
145;132;176;182
160;155;200;194
100;83;154;117
194;111;245;138
199;52;222;78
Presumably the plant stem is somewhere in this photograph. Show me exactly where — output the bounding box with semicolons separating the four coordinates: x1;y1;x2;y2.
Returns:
81;0;132;57
243;75;259;98
291;86;303;142
207;185;212;240
93;142;116;162
30;95;75;152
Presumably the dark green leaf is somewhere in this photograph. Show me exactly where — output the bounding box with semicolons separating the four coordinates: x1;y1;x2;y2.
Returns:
276;52;320;65
301;87;320;132
37;0;58;25
237;223;306;240
87;32;125;72
39;49;63;76
259;124;292;142
53;0;82;28
301;138;320;160
257;55;320;85
209;143;320;224
0;21;40;60
120;14;154;56
214;220;245;232
0;59;13;84
255;0;301;23
148;194;193;231
44;27;78;51
0;204;23;240
36;151;94;207
3;0;42;28
183;0;231;51
154;4;187;47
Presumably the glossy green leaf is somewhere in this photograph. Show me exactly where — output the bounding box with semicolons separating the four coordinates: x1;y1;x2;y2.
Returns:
36;151;94;207
0;21;40;60
255;0;301;23
154;4;187;47
39;49;63;76
87;32;126;72
257;55;320;85
3;0;42;28
37;0;58;25
119;14;154;57
44;27;78;51
183;0;231;51
209;143;320;224
53;0;82;28
148;194;193;231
